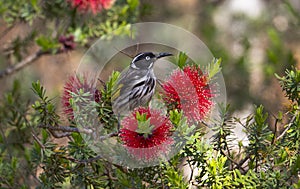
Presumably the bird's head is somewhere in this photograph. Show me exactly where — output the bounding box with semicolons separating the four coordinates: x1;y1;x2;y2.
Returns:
130;52;173;70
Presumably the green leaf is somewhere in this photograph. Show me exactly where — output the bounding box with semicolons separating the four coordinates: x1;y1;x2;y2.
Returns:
31;80;45;99
135;111;154;138
108;71;121;91
36;35;59;52
207;58;222;80
177;52;188;69
127;0;139;10
169;109;182;126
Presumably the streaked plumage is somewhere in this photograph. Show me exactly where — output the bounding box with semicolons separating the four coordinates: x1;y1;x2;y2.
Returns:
112;52;172;115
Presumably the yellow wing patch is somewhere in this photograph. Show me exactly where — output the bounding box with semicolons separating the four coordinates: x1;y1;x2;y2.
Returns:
111;83;123;101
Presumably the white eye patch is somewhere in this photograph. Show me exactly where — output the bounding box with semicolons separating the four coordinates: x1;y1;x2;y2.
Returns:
145;56;150;60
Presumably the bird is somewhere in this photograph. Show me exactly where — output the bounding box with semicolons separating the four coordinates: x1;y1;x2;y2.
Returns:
112;51;172;115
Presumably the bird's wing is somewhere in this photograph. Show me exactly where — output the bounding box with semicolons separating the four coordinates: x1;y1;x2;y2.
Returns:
111;68;134;102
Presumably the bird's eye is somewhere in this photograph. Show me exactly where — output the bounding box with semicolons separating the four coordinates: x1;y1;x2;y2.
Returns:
145;56;150;60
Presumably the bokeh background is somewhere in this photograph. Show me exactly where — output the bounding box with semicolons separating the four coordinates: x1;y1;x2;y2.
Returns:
0;0;300;187
1;0;299;114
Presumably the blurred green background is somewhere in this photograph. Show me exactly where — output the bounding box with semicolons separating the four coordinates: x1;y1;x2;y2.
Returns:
0;0;299;114
0;1;300;187
140;0;300;113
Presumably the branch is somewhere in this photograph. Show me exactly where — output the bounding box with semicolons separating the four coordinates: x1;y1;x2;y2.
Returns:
38;124;93;134
38;124;119;140
104;164;118;181
31;132;45;149
187;158;195;184
65;154;128;173
0;48;68;79
237;154;250;170
276;113;297;141
65;155;103;164
271;115;279;145
0;50;46;79
224;152;247;173
99;132;119;140
0;25;14;40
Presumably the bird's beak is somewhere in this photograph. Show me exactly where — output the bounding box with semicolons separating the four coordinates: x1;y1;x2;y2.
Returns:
156;52;173;59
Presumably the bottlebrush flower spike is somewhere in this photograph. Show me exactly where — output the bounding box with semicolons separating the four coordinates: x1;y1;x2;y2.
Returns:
62;74;100;119
161;65;214;122
69;0;115;14
119;107;173;160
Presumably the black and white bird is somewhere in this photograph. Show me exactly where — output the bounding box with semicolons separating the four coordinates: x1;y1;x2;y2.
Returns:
112;51;172;115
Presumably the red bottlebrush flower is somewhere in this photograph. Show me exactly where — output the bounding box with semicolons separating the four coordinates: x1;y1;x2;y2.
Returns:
161;65;214;122
119;107;173;160
59;35;76;51
69;0;115;14
62;75;100;119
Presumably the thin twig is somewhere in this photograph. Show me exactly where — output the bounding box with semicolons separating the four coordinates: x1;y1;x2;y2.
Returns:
0;25;14;40
65;155;103;164
65;154;128;174
187;159;194;184
48;130;73;138
98;78;106;87
276;114;297;140
0;50;45;79
98;132;119;140
38;124;93;134
271;116;279;145
0;48;68;79
39;124;119;140
224;152;247;173
237;154;250;169
39;124;93;138
31;132;45;149
105;164;118;181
